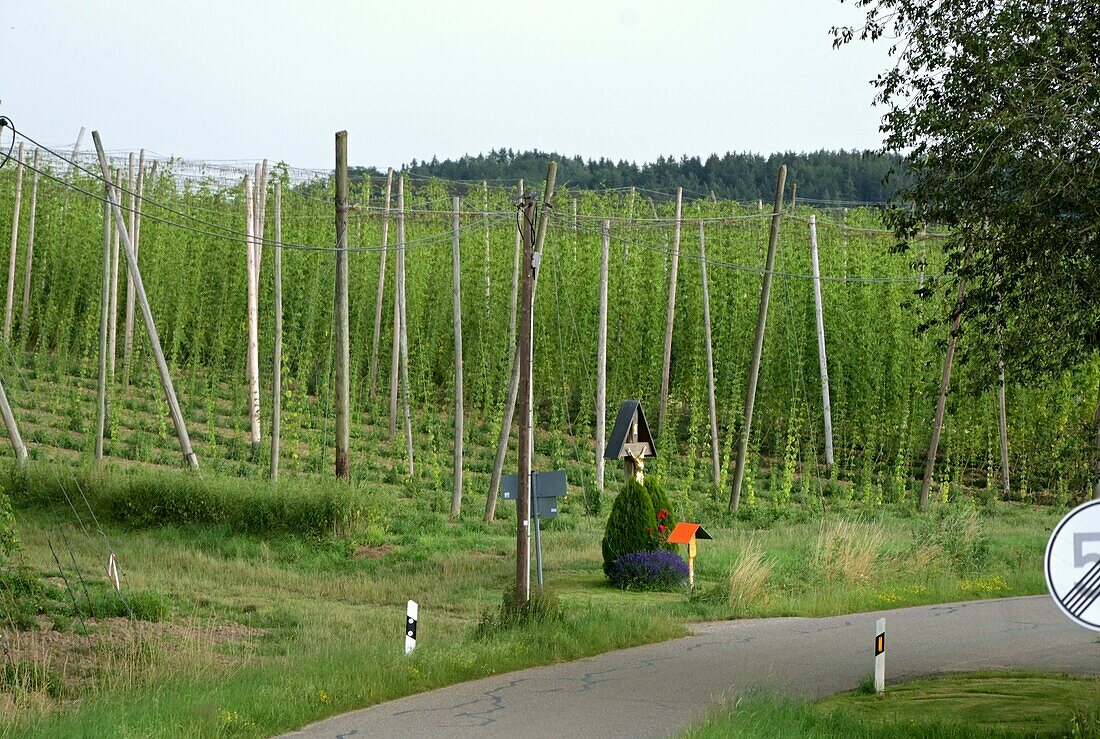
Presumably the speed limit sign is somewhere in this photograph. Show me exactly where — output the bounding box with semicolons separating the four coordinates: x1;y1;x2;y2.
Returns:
1046;500;1100;631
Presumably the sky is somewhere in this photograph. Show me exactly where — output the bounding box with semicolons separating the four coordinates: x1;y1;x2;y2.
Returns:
2;1;891;170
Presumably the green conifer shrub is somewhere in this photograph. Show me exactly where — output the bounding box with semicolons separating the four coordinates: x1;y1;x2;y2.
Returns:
601;479;656;575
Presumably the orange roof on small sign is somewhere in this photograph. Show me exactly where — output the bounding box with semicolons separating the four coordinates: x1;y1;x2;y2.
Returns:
667;522;712;544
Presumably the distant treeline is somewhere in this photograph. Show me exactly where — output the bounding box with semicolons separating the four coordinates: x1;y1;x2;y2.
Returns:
350;149;906;203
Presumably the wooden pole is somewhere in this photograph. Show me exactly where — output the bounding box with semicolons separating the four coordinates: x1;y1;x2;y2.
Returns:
791;182;798;210
93;131;198;469
919;262;970;512
107;170;122;389
516;193;535;605
389;258;400;440
368;167;394;399
4;143;25;343
730;165;786;510
658;187;684;435
483;180;491;304
506;179;523;372
270;181;283;480
122;154;138;386
596;219;610;495
334;131;351;481
450;197;464;517
485;163;557;521
20;148;40;332
997;328;1010;499
244;176;262;456
0;374;27;466
397;175;414;476
809;216;835;470
255;159;268;276
95;178;112;462
699;220;720;488
67;127;85;178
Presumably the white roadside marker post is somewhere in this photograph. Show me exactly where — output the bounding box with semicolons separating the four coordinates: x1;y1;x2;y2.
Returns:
405;600;418;655
874;617;886;694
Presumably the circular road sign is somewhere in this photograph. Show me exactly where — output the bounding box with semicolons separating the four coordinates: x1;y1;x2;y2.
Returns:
1046;499;1100;631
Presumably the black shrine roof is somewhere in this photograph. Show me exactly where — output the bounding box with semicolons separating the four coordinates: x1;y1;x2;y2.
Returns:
603;399;657;459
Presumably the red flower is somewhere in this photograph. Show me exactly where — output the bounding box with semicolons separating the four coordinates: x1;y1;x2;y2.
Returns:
657;509;669;520
646;527;653;534
658;524;666;534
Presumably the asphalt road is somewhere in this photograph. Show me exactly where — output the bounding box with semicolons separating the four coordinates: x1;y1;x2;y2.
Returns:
281;595;1099;738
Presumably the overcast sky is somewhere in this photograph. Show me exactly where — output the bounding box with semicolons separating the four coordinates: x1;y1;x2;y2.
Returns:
2;1;890;170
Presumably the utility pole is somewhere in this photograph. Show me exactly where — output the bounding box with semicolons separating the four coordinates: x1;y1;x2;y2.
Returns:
334;131;350;481
730;165;786;510
516;192;535;605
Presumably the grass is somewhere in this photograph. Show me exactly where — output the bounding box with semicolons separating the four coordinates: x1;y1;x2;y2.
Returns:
0;367;1080;737
685;672;1100;738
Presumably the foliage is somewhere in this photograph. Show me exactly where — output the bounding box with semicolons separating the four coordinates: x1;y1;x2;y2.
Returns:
601;480;656;575
395;149;907;202
607;549;688;591
0;484;18;559
912;503;989;572
833;0;1099;382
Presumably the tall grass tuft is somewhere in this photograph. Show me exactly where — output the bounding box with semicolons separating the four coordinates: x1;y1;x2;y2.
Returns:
814;519;885;584
727;537;772;616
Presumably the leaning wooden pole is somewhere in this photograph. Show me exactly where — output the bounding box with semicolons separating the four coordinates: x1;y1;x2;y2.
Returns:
270;181;283;480
450;197;464;517
699;220;720;488
0;374;27;466
368;167;394;400
506;179;524;375
730;165;786;510
657;186;684;435
595;219;610;495
95;179;112;462
334;131;351;481
809;215;835;470
20;148;40;332
4;143;24;343
485;162;557;521
919;263;970;512
93;131;198;469
397;175;414;476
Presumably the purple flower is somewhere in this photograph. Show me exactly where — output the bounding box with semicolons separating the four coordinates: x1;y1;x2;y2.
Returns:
607;550;688;591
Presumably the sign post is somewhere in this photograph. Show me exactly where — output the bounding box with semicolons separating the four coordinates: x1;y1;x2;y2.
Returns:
874;617;886;694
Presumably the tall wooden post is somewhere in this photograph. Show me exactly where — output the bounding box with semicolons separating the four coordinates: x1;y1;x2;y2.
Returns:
334;131;351;481
919;267;969;512
368;167;394;399
95;179;112;462
389;260;400;439
699;221;720;488
4;143;24;343
20;148;40;332
122;154;139;386
270;181;283;480
485;163;557;521
397;175;414;476
108;170;122;389
730;165;786;510
997;334;1010;499
809;216;835;470
596;219;610;494
506;179;524;374
450;197;464;517
516;193;535;605
658;187;683;435
244;176;262;456
67;127;85;178
791;182;798;210
93;131;198;469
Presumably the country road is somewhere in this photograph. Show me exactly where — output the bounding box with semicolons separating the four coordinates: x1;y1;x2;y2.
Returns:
281;595;1100;738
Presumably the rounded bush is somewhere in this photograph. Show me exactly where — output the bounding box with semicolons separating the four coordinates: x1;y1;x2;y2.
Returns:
601;480;656;575
608;550;689;591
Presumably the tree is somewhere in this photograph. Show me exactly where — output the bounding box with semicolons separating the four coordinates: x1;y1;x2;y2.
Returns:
834;0;1100;499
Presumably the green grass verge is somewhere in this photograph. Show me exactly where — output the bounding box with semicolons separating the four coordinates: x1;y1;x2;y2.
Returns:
685;672;1100;738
